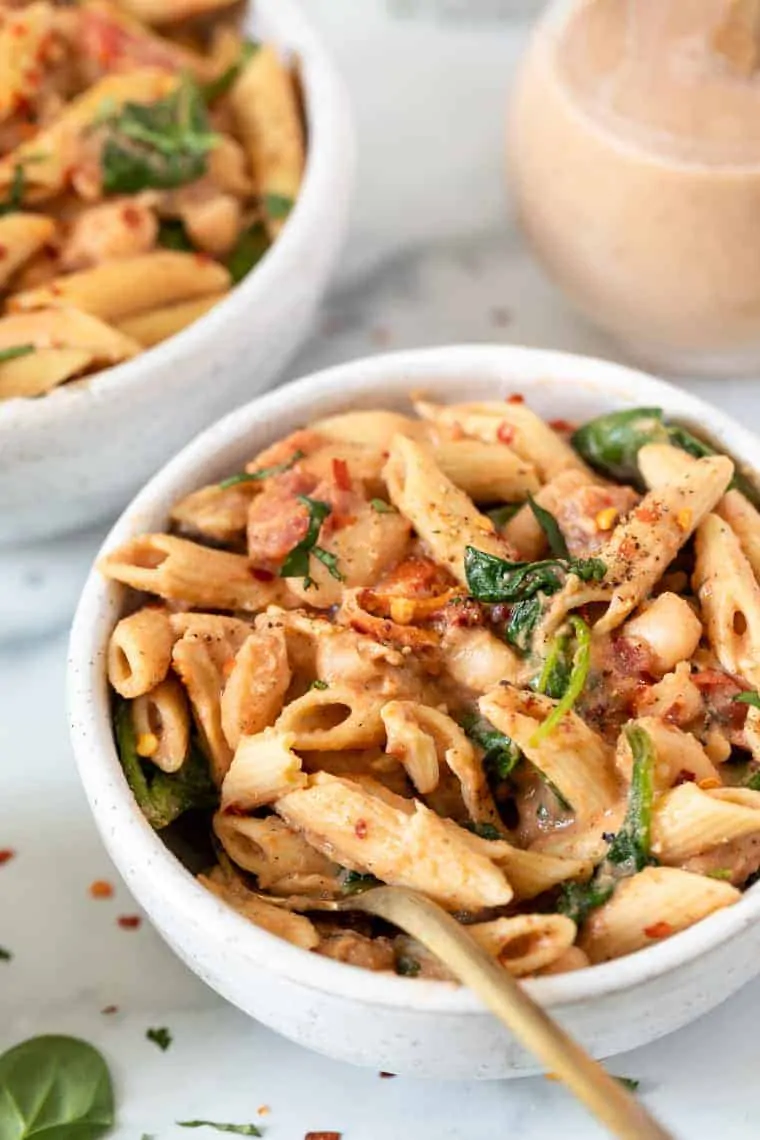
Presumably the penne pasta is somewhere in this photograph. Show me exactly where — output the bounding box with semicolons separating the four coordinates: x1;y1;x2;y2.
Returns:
694;513;760;689
107;606;174;698
117;293;227;348
468;913;577;976
0;214;56;288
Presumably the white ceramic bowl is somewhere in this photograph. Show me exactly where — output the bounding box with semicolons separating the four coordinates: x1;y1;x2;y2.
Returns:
68;345;760;1080
0;0;354;548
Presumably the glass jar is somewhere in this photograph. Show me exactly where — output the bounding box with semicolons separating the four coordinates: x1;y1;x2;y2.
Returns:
508;0;760;376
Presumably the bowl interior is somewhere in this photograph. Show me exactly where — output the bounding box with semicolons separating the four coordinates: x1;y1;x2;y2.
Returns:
68;343;760;1014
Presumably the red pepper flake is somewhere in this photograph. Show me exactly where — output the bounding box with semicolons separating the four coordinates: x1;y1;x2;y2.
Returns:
305;1133;342;1140
643;921;673;940
89;879;114;899
117;914;141;930
549;418;575;433
379;1071;396;1079
121;204;141;229
674;769;696;786
0;245;7;260
354;819;368;839
635;505;660;524
257;1106;271;1117
251;567;274;582
497;422;515;446
505;393;524;404
332;457;351;491
101;1004;119;1015
0;849;15;865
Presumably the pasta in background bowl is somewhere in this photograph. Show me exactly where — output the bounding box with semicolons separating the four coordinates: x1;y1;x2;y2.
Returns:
0;0;353;545
69;345;760;1079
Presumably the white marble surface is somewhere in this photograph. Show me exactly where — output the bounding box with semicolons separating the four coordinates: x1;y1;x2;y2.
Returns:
4;2;760;1136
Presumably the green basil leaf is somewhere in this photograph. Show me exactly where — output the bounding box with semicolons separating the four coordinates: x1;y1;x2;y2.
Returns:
263;192;294;221
157;218;194;252
201;40;259;103
734;690;760;710
100;76;217;194
178;1124;262;1136
225;222;269;284
114;700;216;829
312;544;345;582
0;1036;114;1140
527;494;569;559
219;448;304;489
0;345;34;364
280;495;338;586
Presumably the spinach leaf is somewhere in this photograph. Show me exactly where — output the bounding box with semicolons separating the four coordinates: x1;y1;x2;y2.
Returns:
0;345;34;365
263;192;294;221
531;616;591;743
533;629;572;700
572;406;760;507
146;1027;172;1051
487;502;522;529
464;547;605;605
461;713;522;779
114;701;216;829
279;495;344;588
503;596;544;654
606;724;656;875
462;821;504;840
225;222;269;284
201;40;259;103
734;690;760;710
100;76;218;194
339;869;381;895
219;448;304;488
527;495;569;559
0;1036;114;1140
558;725;656;926
157;218;194;252
178;1124;262;1136
0;164;25;216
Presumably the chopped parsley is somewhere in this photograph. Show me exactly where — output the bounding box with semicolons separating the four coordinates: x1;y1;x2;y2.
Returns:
734;690;760;710
0;344;34;365
100;76;218;194
146;1027;172;1051
219;448;304;489
370;498;397;513
706;868;733;881
280;495;344;588
310;679;329;691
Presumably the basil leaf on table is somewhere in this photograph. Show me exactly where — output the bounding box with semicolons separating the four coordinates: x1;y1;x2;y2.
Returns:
0;1035;114;1140
100;76;218;194
178;1123;262;1136
114;700;216;829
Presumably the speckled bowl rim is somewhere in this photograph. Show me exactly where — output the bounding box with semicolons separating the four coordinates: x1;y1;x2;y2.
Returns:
68;344;760;1015
0;0;349;434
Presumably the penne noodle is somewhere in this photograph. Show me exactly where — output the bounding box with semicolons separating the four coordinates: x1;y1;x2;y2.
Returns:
107;606;174;698
0;214;56;288
468;913;577;976
0;348;94;400
117;293;227;348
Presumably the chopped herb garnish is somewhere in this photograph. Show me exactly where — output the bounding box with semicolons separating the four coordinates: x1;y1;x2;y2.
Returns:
146;1027;172;1051
734;691;760;710
219;448;304;489
706;868;733;881
0;164;25;215
201;40;259;102
157;218;194;252
114;701;216;830
527;495;569;559
531;616;591;744
280;495;344;588
340;869;380;895
100;76;218;194
310;679;329;691
746;769;760;792
461;713;522;780
263;192;294;220
370;498;397;513
395;954;421;977
462;821;503;841
0;344;34;365
0;947;11;961
487;502;522;528
615;1076;640;1092
225;222;269;284
559;725;656;925
178;1124;262;1136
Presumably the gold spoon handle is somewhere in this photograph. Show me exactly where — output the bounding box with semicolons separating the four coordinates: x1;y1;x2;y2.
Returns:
356;887;674;1140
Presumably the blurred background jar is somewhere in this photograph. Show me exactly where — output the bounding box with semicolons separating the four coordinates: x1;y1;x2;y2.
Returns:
509;0;760;377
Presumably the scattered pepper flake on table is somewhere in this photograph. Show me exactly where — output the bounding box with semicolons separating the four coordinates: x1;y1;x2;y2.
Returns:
0;848;16;865
101;1004;119;1015
117;914;142;930
89;879;114;899
304;1133;342;1140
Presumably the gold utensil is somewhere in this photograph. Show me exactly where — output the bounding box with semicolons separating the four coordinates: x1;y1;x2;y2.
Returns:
253;884;675;1140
